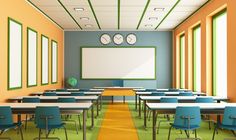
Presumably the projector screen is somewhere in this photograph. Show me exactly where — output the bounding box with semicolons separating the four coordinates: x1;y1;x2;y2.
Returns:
81;47;156;79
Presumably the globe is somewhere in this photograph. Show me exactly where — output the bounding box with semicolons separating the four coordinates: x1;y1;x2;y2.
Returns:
67;77;78;88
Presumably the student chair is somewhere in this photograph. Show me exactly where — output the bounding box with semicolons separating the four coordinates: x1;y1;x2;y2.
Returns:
145;89;157;92
168;88;179;92
0;106;24;140
57;97;81;133
179;92;193;96
70;92;85;96
43;92;57;96
212;106;236;140
168;106;201;140
150;92;165;96
35;106;68;140
22;97;40;130
157;97;178;134
78;89;90;92
56;89;67;92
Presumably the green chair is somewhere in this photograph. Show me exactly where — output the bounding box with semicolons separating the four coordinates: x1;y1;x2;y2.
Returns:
70;92;84;96
35;106;68;140
22;97;40;130
168;106;201;140
0;106;24;140
43;92;57;96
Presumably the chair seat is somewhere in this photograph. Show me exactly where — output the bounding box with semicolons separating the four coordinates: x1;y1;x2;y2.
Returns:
36;123;65;130
219;124;236;130
0;122;21;130
172;124;200;130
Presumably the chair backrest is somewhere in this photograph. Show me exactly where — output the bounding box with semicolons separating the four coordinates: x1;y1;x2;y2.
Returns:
160;97;178;103
145;89;157;92
70;92;84;96
174;106;201;128
22;97;40;103
0;106;13;125
179;92;193;96
57;97;76;103
35;106;62;127
79;89;90;92
195;97;214;103
222;106;236;126
168;88;179;92
151;92;165;96
43;92;57;96
56;89;67;92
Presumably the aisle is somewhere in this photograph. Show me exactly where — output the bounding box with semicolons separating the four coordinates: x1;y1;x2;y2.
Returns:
97;103;139;140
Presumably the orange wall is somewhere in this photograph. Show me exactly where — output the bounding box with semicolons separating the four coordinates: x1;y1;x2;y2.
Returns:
0;0;64;102
173;0;236;102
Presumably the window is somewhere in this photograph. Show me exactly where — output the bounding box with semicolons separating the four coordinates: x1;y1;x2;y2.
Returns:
180;35;185;89
193;25;201;92
213;9;227;97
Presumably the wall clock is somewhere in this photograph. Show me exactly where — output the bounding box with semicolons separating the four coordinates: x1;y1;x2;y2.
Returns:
126;33;137;45
100;34;111;45
113;34;124;45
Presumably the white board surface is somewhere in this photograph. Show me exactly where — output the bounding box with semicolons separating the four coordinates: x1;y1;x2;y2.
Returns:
41;35;49;85
52;41;58;83
81;47;156;79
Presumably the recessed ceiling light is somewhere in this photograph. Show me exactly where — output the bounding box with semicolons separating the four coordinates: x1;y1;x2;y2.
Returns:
85;24;93;28
74;8;84;11
80;17;90;21
149;17;158;20
145;24;153;27
154;8;165;11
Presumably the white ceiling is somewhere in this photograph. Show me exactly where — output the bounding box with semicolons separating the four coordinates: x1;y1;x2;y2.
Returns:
27;0;209;31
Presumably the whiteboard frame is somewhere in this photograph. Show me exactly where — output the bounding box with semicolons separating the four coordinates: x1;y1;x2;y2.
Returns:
41;35;49;85
80;46;156;80
27;27;38;87
8;18;23;90
51;40;58;84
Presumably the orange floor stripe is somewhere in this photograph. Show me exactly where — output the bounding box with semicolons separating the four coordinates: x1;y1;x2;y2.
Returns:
97;103;139;140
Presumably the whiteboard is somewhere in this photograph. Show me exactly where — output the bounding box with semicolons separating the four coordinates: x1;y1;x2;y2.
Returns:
27;28;37;87
51;40;58;83
8;18;22;89
41;35;49;85
81;47;156;79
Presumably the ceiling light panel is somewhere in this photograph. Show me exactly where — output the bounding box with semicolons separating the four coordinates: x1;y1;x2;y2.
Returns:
90;0;117;30
139;0;176;30
158;0;208;29
29;0;79;29
120;0;147;29
60;0;99;30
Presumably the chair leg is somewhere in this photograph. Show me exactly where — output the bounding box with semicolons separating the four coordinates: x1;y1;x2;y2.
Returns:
231;130;236;137
195;130;197;138
184;130;189;138
74;121;79;134
38;129;41;140
212;126;218;140
25;115;28;130
64;127;68;140
18;126;24;140
168;126;172;140
157;120;162;134
78;115;82;130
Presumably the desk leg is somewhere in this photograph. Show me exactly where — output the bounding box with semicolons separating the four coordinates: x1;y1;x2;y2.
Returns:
100;95;102;111
17;114;21;124
83;110;87;140
123;96;125;104
135;94;137;111
153;110;157;140
144;100;147;128
139;96;141;118
91;104;94;128
96;98;99;117
112;96;114;104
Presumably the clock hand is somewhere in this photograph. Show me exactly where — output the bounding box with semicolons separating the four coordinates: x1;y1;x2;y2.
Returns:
102;37;108;42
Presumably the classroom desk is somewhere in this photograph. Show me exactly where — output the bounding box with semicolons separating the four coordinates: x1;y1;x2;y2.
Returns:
146;103;236;140
8;96;100;118
140;96;228;128
31;91;103;111
0;103;92;140
135;91;206;111
93;86;143;89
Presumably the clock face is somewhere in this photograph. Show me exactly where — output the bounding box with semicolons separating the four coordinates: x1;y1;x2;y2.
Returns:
126;33;137;45
113;34;124;45
100;34;111;45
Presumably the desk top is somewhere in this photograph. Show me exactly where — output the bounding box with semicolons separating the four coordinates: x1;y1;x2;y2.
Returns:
93;86;143;89
136;92;206;96
146;103;236;110
31;91;102;96
0;103;92;110
140;96;228;101
9;96;98;101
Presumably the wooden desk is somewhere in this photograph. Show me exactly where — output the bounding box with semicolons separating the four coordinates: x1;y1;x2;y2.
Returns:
146;103;236;140
140;96;228;128
8;96;100;117
0;103;92;140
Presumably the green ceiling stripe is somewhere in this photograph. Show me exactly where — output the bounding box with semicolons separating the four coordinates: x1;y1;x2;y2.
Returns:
174;0;210;30
57;0;82;30
118;0;120;29
155;0;180;30
88;0;101;29
27;0;64;30
136;0;150;30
